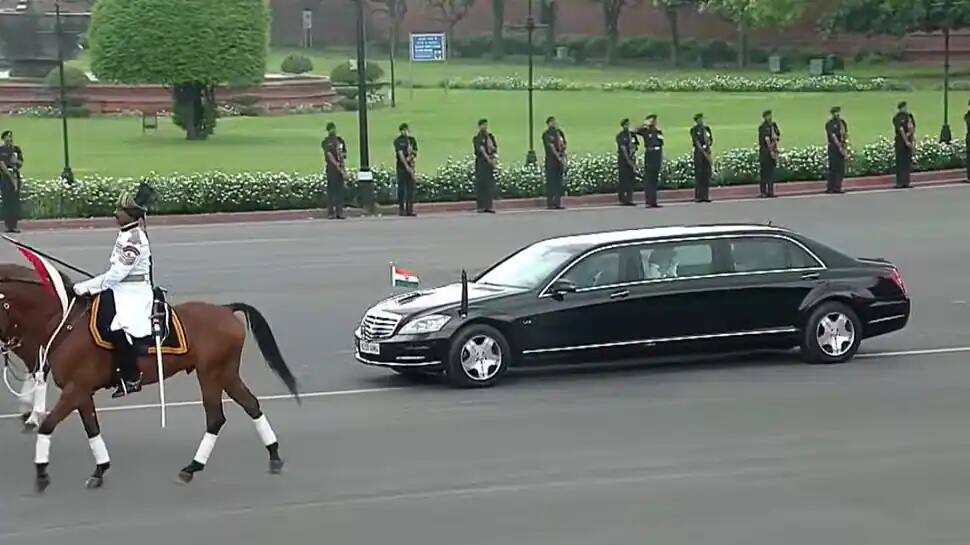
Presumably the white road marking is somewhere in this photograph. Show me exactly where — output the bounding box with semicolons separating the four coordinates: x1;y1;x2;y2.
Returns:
2;345;970;421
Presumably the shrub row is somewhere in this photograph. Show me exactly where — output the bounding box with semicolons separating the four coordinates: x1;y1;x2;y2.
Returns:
19;137;965;220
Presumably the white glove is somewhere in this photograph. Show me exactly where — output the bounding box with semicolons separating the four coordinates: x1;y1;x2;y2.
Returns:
73;283;92;296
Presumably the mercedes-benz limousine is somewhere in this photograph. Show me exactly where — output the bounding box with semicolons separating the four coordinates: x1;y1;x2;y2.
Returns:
354;224;911;387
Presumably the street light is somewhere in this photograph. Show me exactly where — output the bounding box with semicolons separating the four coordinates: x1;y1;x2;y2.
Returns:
54;0;74;184
936;0;953;143
355;0;374;213
509;0;547;166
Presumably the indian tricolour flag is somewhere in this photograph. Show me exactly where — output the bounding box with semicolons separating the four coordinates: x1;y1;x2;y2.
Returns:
390;263;419;289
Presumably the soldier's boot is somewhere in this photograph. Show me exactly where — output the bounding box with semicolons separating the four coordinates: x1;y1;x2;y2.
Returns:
110;332;142;398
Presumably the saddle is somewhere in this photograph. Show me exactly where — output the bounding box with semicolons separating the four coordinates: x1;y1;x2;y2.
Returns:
89;288;189;356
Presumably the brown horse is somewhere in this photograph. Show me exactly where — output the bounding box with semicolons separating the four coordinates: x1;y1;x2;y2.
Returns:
0;263;300;493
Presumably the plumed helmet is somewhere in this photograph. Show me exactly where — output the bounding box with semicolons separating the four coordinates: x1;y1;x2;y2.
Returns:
116;182;158;218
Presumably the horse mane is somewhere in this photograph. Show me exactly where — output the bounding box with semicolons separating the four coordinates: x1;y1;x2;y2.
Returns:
0;263;75;292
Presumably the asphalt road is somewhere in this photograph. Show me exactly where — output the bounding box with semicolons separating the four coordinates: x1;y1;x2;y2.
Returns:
3;185;970;544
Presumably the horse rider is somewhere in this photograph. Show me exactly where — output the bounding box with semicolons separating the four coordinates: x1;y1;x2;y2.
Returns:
73;191;153;397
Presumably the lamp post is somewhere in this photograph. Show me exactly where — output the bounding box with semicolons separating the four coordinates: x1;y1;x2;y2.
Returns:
355;0;374;214
54;0;74;184
939;0;953;143
509;0;547;166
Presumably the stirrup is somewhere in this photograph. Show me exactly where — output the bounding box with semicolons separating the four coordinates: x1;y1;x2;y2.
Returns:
112;375;143;398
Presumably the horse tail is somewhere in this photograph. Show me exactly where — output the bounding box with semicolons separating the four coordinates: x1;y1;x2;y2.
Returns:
225;303;301;404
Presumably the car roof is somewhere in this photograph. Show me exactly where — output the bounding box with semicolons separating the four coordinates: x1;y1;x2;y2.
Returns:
542;224;792;250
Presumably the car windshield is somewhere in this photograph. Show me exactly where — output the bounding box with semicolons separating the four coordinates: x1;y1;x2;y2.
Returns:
476;241;584;289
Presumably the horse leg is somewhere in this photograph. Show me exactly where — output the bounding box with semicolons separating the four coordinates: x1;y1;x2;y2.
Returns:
225;377;283;474
34;385;81;493
22;371;47;433
178;379;226;484
18;372;35;431
78;396;111;489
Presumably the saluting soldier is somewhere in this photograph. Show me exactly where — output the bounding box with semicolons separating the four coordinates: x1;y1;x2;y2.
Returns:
0;130;23;233
690;113;713;203
893;101;915;189
394;122;419;216
636;113;664;208
758;110;780;198
825;106;848;194
322;122;348;219
616;118;638;206
473;118;498;213
543;116;567;209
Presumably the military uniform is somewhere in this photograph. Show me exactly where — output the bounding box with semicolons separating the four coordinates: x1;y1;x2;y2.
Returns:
473;130;498;213
543;126;567;209
615;127;638;205
758;119;780;198
965;108;970;182
322;134;347;219
825;115;848;193
394;133;418;216
893;110;915;188
74;196;153;397
0;143;23;232
637;124;664;207
691;123;713;202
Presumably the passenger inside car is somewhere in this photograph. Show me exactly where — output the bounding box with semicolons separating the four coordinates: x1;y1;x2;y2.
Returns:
646;247;679;278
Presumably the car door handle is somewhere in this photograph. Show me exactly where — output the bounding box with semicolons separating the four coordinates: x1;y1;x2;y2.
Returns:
801;272;820;280
609;290;630;299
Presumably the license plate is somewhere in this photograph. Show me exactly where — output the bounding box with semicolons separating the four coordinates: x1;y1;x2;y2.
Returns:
359;340;380;355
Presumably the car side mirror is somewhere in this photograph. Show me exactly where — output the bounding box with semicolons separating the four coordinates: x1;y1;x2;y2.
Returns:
550;279;578;298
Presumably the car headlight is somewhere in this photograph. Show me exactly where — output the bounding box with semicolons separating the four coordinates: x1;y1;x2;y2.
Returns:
399;314;451;334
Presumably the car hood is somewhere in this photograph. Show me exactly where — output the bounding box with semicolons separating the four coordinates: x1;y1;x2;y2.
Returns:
370;282;527;315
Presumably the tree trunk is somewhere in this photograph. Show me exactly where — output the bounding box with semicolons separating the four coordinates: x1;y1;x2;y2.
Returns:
173;82;213;140
543;0;557;63
737;23;749;68
604;3;619;65
666;7;681;67
491;0;505;60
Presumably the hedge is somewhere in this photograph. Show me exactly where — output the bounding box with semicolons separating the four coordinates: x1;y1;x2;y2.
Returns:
18;137;966;219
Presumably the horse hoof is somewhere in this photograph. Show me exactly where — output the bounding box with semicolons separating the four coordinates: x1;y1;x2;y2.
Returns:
85;476;104;489
269;458;284;474
35;475;50;494
177;470;194;484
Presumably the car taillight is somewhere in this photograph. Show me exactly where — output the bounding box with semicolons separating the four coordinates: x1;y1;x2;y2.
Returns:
889;267;907;296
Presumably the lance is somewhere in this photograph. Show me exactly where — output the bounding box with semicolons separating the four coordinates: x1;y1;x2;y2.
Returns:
2;235;94;278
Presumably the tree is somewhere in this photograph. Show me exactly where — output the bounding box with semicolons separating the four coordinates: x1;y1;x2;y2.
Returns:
371;0;408;62
699;0;807;67
425;0;475;48
87;0;268;140
594;0;643;65
824;0;970;35
541;0;558;63
653;0;699;66
491;0;506;60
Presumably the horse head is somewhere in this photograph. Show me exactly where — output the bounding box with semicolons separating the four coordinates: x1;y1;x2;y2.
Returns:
0;263;72;359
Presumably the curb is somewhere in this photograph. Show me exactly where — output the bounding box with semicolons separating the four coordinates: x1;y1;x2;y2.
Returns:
18;168;969;231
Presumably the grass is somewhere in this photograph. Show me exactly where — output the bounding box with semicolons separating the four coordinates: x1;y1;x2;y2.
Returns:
3;88;969;180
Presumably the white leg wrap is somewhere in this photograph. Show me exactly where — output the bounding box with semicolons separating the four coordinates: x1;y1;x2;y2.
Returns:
35;434;51;465
18;374;35;412
26;376;47;427
253;415;278;447
88;435;110;465
193;432;219;465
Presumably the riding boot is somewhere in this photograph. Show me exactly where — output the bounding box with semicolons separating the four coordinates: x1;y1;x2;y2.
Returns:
110;332;142;398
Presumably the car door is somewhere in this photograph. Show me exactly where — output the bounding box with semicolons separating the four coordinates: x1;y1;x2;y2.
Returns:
519;245;644;359
716;235;826;333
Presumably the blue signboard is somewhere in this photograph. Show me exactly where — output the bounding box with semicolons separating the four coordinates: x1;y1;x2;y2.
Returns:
410;33;446;62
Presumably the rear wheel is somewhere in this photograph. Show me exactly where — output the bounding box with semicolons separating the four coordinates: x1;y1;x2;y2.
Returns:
800;301;862;364
445;324;510;388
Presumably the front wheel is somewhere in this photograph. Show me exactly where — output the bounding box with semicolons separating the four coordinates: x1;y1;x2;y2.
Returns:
800;301;862;364
445;324;511;388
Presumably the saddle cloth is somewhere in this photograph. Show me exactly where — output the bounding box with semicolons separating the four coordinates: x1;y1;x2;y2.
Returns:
89;291;189;356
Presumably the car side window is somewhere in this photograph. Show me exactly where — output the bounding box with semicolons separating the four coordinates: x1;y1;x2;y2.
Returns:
639;241;716;279
730;237;821;272
560;249;623;289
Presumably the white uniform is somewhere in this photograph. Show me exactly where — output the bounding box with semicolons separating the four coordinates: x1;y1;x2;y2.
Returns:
74;222;153;339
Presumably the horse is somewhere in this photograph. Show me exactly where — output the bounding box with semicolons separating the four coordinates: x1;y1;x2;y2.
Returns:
0;263;301;493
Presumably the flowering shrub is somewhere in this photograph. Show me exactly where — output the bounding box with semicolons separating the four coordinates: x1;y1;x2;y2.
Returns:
18;137;966;219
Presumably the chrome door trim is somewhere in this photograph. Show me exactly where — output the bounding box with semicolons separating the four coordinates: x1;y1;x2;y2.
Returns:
520;327;799;355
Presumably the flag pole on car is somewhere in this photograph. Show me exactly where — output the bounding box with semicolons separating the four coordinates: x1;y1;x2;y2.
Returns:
460;269;468;317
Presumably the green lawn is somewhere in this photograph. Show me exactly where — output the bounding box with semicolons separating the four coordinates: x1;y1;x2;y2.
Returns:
3;88;968;180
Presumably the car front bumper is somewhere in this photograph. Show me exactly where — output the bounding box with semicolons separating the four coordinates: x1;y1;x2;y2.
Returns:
353;328;449;370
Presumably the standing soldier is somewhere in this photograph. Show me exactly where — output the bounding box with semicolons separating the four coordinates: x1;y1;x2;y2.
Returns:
473;118;498;213
543;116;567;210
394;123;418;216
965;100;970;182
636;114;664;208
758;110;780;198
322;122;348;219
690;113;713;203
893;101;915;189
0;130;23;233
825;107;848;194
616;118;638;206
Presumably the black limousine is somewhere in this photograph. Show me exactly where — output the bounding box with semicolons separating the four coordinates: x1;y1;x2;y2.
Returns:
354;224;910;387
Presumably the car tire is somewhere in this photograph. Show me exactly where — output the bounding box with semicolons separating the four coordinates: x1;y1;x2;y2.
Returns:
800;301;862;364
445;324;510;388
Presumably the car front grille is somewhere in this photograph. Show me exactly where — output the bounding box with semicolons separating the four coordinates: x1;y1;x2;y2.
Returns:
360;311;401;340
